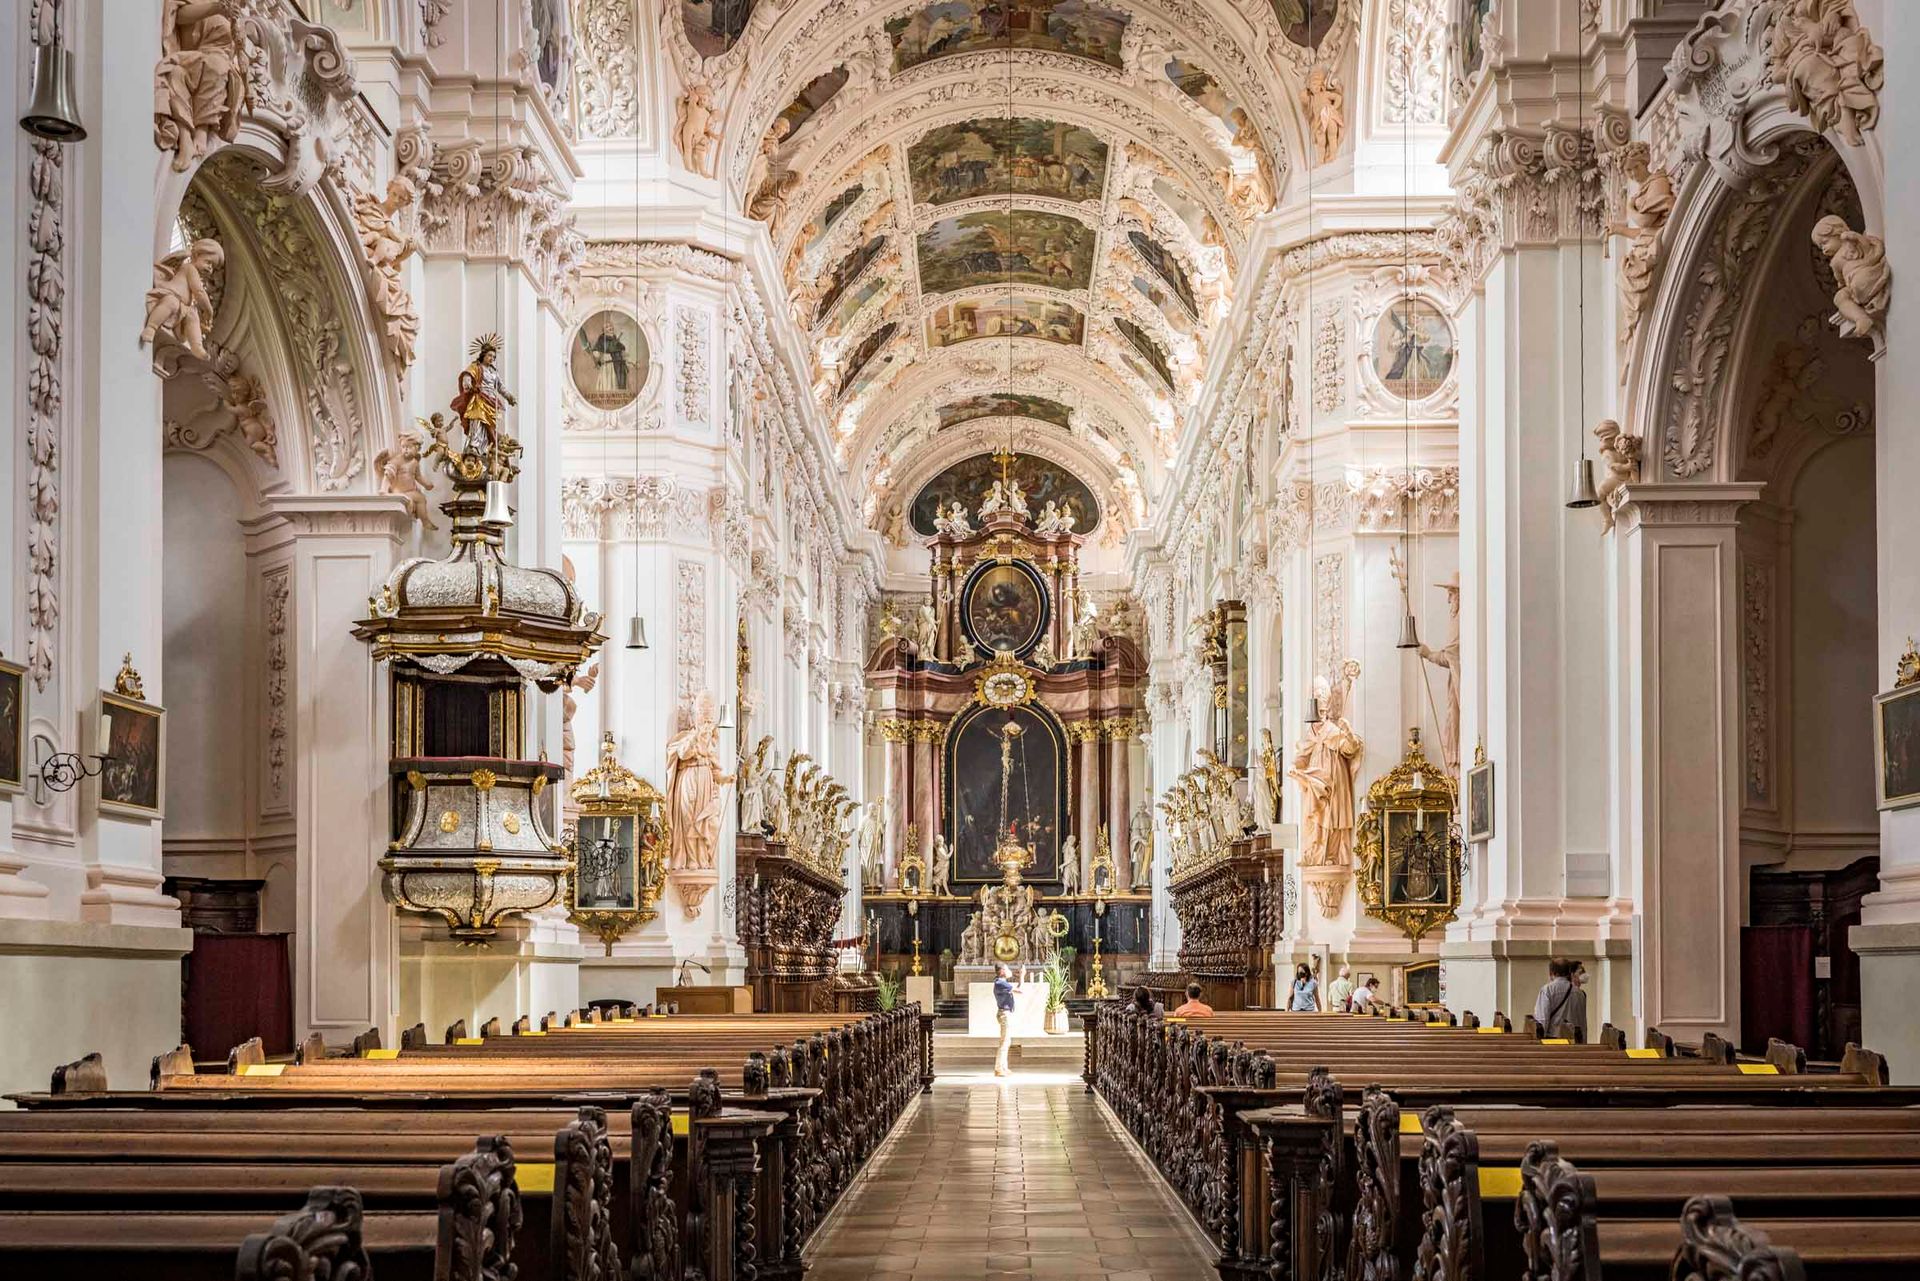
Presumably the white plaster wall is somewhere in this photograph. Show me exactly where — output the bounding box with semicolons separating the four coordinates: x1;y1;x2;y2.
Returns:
1789;437;1879;841
160;455;248;846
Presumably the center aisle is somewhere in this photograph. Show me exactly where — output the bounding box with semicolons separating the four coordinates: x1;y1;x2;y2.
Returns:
805;1075;1216;1281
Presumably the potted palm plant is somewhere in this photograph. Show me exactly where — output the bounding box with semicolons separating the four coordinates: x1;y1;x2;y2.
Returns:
1042;948;1074;1033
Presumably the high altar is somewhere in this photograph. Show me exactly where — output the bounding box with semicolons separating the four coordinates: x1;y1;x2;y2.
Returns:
864;459;1151;990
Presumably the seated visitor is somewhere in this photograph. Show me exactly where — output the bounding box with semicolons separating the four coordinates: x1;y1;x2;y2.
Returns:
1351;975;1381;1011
1170;982;1213;1017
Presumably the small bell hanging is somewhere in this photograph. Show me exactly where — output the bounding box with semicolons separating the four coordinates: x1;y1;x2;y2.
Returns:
1566;457;1600;509
625;614;649;650
20;45;86;142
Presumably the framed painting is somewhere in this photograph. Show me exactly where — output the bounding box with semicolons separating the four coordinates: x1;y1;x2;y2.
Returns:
961;559;1050;657
566;734;668;949
570;309;649;412
944;702;1066;884
1372;297;1456;400
574;814;641;912
1875;683;1920;810
1466;752;1494;843
98;690;164;819
0;657;24;795
1382;810;1456;912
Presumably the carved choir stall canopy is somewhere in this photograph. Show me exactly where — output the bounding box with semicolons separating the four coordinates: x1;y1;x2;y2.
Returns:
354;336;606;940
565;731;669;951
735;751;853;1013
1355;729;1462;945
1164;749;1279;1009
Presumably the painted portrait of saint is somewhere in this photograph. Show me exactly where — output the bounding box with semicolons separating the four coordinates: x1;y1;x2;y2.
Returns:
1372;298;1456;400
570;310;649;412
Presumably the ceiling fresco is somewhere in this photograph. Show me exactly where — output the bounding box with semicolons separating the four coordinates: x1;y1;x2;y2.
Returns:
697;0;1354;544
917;210;1096;295
885;0;1132;73
909;452;1102;536
908;118;1109;206
938;393;1074;431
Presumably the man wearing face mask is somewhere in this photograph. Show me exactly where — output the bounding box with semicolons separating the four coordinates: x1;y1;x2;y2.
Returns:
1533;957;1589;1042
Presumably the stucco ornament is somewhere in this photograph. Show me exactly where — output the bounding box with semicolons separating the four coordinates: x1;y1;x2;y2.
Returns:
1769;0;1883;147
154;0;253;173
1592;419;1642;533
141;239;225;361
1810;214;1889;349
675;78;722;178
1303;65;1346;166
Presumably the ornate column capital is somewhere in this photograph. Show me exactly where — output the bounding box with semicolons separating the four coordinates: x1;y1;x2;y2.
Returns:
1437;124;1602;283
1614;482;1767;534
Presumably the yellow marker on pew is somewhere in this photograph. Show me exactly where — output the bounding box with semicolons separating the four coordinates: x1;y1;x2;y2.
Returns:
517;1162;556;1193
455;1037;485;1046
363;1048;401;1060
1625;1048;1663;1059
240;1063;286;1077
517;1029;547;1037
1541;1038;1572;1045
1476;1026;1504;1034
672;1112;691;1137
1399;1113;1423;1135
1738;1063;1779;1075
1478;1168;1522;1199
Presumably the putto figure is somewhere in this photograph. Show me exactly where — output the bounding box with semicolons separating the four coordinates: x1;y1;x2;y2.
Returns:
449;333;517;451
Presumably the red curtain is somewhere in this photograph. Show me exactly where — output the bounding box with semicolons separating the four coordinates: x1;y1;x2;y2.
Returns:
184;933;294;1058
1740;925;1814;1056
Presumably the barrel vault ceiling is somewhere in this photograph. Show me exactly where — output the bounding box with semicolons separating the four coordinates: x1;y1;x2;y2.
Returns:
675;0;1347;546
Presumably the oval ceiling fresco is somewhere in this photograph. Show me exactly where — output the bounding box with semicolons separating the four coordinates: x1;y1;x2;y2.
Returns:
910;452;1101;536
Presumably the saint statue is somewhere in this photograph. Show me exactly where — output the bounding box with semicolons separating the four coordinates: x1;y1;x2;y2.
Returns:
1255;728;1283;828
931;834;952;897
736;735;773;834
1289;661;1363;867
1417;577;1462;774
154;0;251;173
1129;805;1152;887
448;333;517;452
663;692;734;872
759;747;788;839
959;912;983;966
1059;836;1080;895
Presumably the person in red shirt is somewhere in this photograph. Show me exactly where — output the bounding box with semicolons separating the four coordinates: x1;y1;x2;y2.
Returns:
1170;982;1214;1017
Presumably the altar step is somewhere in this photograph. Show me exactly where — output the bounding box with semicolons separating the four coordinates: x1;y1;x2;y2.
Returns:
931;1031;1085;1073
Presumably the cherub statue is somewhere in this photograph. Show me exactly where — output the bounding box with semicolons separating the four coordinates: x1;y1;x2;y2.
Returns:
1029;636;1057;671
219;365;277;466
1005;478;1030;518
979;479;1010;518
674;79;721;177
448;333;516;452
1811;214;1890;345
1771;0;1885;147
375;432;438;530
944;502;974;537
1593;419;1643;532
141;239;225;360
1303;65;1346;165
1033;500;1062;534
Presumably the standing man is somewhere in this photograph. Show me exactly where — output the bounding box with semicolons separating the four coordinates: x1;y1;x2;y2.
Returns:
993;964;1018;1077
1326;965;1356;1013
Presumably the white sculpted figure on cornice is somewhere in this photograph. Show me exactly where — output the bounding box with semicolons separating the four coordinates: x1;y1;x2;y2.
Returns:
1811;214;1889;350
676;77;723;177
1592;419;1642;533
375;431;437;530
1611;142;1674;359
1303;64;1345;166
350;172;425;373
155;0;252;173
1770;0;1883;147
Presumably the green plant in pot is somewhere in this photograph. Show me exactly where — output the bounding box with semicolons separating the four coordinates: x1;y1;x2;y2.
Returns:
876;968;903;1012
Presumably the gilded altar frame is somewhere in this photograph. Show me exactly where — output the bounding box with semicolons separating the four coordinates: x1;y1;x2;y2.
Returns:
1355;732;1461;944
563;734;669;950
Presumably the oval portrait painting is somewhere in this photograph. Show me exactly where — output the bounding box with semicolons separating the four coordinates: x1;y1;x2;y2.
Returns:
1371;297;1455;401
963;562;1048;657
570;310;650;412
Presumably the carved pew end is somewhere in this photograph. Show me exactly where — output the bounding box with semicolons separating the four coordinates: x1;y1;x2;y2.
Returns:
227;1037;267;1074
480;1016;502;1038
1597;1022;1627;1051
399;1022;427;1051
1701;1031;1735;1066
351;1026;382;1057
444;1018;468;1045
295;1032;327;1065
1842;1042;1891;1086
1764;1037;1807;1076
1674;1196;1808;1281
236;1186;372;1281
50;1051;108;1095
150;1043;194;1089
1645;1026;1675;1057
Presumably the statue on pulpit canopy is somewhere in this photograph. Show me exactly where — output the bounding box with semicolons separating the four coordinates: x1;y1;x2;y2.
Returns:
1289;660;1363;867
448;334;516;453
664;692;734;872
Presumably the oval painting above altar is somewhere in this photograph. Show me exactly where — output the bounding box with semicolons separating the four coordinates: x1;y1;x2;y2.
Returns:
570;310;650;413
963;561;1049;657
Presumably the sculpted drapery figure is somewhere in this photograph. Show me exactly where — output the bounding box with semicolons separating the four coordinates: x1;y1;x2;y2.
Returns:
154;0;251;173
1289;660;1363;868
1771;0;1884;147
1255;729;1283;829
736;735;773;834
1303;65;1345;165
449;334;517;450
1059;836;1079;895
664;693;734;872
931;834;952;897
1593;419;1643;532
1129;804;1152;887
1811;214;1891;344
1417;577;1462;775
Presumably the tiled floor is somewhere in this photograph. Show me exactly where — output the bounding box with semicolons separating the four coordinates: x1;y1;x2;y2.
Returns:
804;1075;1216;1280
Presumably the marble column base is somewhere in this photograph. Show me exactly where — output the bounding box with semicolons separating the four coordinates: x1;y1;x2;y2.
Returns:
77;864;180;928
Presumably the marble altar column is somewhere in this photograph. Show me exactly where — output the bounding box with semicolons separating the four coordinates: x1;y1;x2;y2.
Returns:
1076;728;1100;874
1108;727;1133;885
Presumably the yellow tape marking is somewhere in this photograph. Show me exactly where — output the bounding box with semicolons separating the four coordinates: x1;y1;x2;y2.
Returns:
1541;1038;1572;1045
1399;1113;1423;1135
1738;1063;1780;1075
240;1063;286;1077
517;1030;547;1037
362;1048;401;1060
454;1037;485;1046
1476;1026;1505;1034
672;1112;691;1137
517;1163;555;1193
1625;1048;1663;1059
1479;1168;1522;1199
